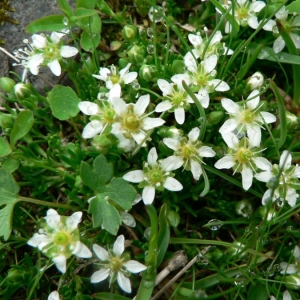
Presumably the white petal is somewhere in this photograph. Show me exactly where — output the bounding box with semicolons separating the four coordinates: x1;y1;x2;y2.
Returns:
67;211;82;231
174;107;185;124
188;33;203;46
94;67;110;81
51;31;64;44
123;170;144;183
210;79;230;91
82;120;103;139
171;74;191;87
279;150;291;169
290;33;300;49
203;55;218;74
222;132;239;149
283;290;292;300
91;268;110;283
131;131;147;145
52;254;67;273
280;262;298;274
117;272;131;293
254;171;273;182
122;72;137;84
260;112;276;124
248;16;259;29
158;79;173;95
273;36;285;53
199;146;216;157
142;117;165;130
121;212;136;227
124;260;147;273
78;101;100;115
48;291;60;300
262;19;276;31
48;60;61;76
225;21;232;34
184;52;198;72
72;241;92;258
163;177;183;191
142;186;155;205
27;233;52;249
148;147;158;166
261;189;273;205
163;138;180;151
108;84;121;99
188;127;200;142
27;54;44;75
250;1;265;13
246;90;260;109
241;165;253;190
286;188;298;207
134;94;150;115
113;235;125;256
252;157;272;171
32;34;47;48
111;122;124;135
155;100;173;112
221;98;240;114
45;209;61;228
211;31;223;45
293;246;300;259
111;97;127;116
93;244;110;261
60;46;78;58
190;160;203;180
247;125;261;147
214;155;236;169
196;89;210;108
161;156;183;171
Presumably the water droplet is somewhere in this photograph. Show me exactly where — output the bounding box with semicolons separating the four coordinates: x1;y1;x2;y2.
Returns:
147;45;155;54
206;219;222;231
143;280;155;288
148;6;165;23
276;198;284;207
63;17;69;25
132;82;140;90
279;55;284;60
147;28;154;38
144;227;151;239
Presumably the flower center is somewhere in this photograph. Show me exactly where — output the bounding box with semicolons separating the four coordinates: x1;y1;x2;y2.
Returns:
103;107;116;123
124;114;140;131
110;74;120;84
171;91;184;106
237;7;249;19
110;257;123;272
54;231;71;246
181;145;195;159
241;109;254;123
236;147;252;164
196;74;208;86
148;169;164;184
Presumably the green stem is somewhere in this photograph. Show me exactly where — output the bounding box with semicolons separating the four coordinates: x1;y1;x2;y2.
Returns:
19;196;78;210
135;205;158;300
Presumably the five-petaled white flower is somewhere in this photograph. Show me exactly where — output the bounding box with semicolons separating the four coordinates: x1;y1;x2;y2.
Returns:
91;235;147;293
214;132;271;190
123;147;183;204
27;209;92;273
219;90;276;147
255;150;300;207
173;55;230;108
93;63;137;98
163;127;216;180
247;72;264;91
14;31;78;77
111;94;165;146
223;0;266;33
155;79;194;124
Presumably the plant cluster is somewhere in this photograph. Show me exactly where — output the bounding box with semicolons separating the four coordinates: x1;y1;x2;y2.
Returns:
1;0;300;299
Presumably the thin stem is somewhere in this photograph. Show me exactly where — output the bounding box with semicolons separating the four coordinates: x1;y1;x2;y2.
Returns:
19;196;78;210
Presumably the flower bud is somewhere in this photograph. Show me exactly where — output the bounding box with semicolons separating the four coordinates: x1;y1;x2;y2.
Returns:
284;274;300;289
110;41;122;51
167;210;180;227
122;25;138;40
0;77;16;93
14;83;31;100
6;268;25;284
92;134;112;152
208;111;224;125
247;72;264;90
97;0;115;17
127;44;146;64
286;111;299;130
235;199;253;217
139;64;157;82
0;112;14;128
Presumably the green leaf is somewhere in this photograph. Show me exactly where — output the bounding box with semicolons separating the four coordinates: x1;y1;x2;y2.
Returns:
93;155;113;185
0;137;11;157
0;169;20;194
96;178;136;210
93;293;131;300
76;0;97;9
80;161;99;191
0;189;18;240
287;0;300;14
57;0;73;16
247;282;269;300
48;85;80;120
80;31;100;51
157;204;170;267
26;15;67;34
10;110;34;148
89;194;121;235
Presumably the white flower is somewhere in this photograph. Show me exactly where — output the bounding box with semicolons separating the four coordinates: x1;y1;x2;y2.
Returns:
214;132;271;190
280;246;300;275
223;0;266;33
247;72;264;90
27;209;92;273
111;94;165;146
123;147;183;205
93;63;137;98
219;90;276;147
173;55;230;108
78;100;116;139
255;150;300;207
185;30;233;61
14;31;78;76
48;291;60;300
163;127;216;180
270;290;292;300
155;79;194;124
91;235;147;293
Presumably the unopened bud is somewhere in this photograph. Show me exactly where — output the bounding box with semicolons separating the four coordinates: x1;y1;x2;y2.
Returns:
127;44;146;64
122;25;138;40
286;111;299;130
167;210;180;227
0;77;16;93
139;64;156;82
110;41;122;51
92;134;112;151
247;72;264;90
284;274;300;289
208;111;224;125
14;83;31;100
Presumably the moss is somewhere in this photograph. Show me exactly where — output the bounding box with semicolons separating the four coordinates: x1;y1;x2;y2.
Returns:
0;0;19;43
